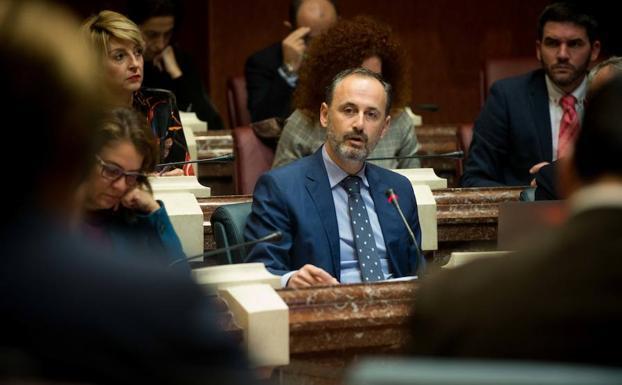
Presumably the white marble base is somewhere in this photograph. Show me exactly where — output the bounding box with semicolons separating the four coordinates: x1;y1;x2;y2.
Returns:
153;192;204;258
219;283;289;367
149;175;211;198
392;168;447;190
179;111;208;136
179;111;204;163
411;185;437;251
192;263;280;290
444;251;512;268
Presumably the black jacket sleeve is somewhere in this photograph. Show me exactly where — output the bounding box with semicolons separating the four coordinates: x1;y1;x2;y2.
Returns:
244;43;295;122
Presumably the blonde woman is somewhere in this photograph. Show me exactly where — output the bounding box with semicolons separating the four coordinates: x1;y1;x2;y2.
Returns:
83;10;192;175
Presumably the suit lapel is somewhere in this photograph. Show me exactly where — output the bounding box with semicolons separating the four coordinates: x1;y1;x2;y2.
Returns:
529;70;553;161
304;149;341;276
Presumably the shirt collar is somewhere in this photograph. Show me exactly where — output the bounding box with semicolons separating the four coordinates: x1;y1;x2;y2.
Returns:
545;74;588;105
321;145;369;189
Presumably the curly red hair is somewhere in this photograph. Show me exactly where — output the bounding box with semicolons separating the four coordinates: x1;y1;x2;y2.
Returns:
293;15;411;118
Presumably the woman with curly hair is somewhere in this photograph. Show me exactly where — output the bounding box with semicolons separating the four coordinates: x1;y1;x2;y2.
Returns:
272;15;420;169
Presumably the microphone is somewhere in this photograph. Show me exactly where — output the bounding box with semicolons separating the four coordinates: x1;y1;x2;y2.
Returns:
156;153;235;169
385;188;424;271
168;231;283;267
385;189;417;245
367;150;464;161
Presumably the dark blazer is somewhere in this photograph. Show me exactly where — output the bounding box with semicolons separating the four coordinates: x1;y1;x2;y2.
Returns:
133;88;189;169
244;42;295;122
410;207;622;366
535;161;560;200
462;69;553;187
143;49;224;130
244;148;423;280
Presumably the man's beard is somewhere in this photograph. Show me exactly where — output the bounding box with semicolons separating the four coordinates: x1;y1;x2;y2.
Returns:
326;126;372;162
544;58;590;88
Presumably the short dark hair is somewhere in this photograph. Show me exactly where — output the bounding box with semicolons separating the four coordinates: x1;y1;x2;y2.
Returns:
127;0;180;26
573;75;622;181
289;0;338;27
537;2;599;43
325;67;393;115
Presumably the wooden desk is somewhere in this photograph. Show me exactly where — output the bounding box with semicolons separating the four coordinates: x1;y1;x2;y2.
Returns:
198;186;524;263
274;280;417;385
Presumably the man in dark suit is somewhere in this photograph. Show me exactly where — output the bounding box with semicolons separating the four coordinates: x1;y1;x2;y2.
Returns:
410;76;622;367
244;0;337;122
534;56;622;200
462;2;600;187
0;2;250;383
244;68;422;289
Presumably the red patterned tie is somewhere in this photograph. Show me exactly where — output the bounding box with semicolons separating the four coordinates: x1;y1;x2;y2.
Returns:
557;94;579;159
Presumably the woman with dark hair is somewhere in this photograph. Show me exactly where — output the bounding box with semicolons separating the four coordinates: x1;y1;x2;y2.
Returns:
127;0;224;129
81;107;187;271
82;10;192;175
272;15;420;169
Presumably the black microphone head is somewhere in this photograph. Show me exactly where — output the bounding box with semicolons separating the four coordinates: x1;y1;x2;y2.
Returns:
385;188;396;199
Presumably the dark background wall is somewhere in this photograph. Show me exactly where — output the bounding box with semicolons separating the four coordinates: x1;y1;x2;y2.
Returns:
63;0;616;127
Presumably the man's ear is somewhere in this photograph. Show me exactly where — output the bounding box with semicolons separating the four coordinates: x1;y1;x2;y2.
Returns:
590;40;601;62
319;103;329;128
536;40;542;62
379;114;391;139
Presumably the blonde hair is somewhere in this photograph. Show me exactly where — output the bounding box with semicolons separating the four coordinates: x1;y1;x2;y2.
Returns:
588;56;622;83
82;10;145;58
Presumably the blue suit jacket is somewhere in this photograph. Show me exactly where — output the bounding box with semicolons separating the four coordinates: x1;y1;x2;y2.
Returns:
244;148;422;280
462;69;553;187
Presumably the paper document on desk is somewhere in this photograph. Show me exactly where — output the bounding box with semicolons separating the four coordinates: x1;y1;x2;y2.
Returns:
386;275;418;282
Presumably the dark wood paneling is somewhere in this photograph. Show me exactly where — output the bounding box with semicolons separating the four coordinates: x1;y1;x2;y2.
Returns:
206;0;549;126
61;0;551;126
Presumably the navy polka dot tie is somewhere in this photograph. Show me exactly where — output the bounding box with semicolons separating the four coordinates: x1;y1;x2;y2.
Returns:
340;176;384;282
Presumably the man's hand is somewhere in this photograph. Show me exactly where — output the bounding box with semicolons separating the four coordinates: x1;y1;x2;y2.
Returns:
281;26;311;73
287;264;338;288
120;188;160;214
529;161;550;187
153;46;183;79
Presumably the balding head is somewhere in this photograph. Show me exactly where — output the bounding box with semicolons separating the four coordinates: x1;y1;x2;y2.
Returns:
292;0;337;38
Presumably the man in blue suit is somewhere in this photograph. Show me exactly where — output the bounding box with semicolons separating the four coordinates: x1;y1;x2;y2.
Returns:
245;68;422;288
462;2;601;187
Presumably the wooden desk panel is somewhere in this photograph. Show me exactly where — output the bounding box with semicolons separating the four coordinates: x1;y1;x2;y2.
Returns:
197;186;524;262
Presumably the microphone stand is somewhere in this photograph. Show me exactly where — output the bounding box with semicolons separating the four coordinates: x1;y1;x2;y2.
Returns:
169;231;282;267
156;153;235;170
385;189;424;274
368;150;464;162
385;189;418;245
